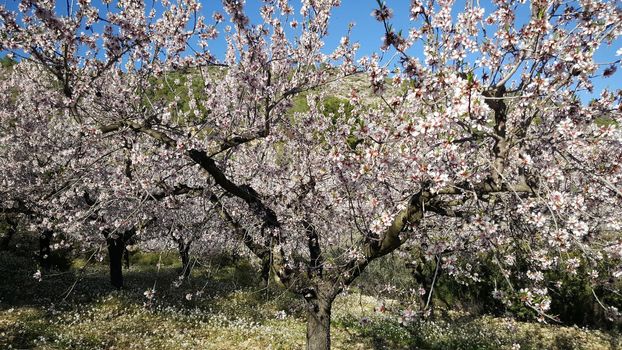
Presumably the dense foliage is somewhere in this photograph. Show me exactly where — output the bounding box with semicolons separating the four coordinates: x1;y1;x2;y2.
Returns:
1;1;621;349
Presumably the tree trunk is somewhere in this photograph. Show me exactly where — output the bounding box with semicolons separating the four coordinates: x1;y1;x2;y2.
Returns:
0;218;17;250
411;260;436;317
179;241;191;279
306;296;333;350
123;247;130;269
106;234;124;289
39;229;53;270
260;257;270;285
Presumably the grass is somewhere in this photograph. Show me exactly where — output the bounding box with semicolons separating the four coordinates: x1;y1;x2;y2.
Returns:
1;251;620;349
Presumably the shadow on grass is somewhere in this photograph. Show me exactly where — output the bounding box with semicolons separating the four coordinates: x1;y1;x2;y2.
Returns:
0;249;278;306
2;250;621;350
0;250;306;348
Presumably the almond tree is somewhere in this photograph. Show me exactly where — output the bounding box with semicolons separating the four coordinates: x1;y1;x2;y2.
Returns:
1;1;621;349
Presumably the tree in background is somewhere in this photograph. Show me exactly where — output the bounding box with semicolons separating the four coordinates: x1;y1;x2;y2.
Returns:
1;1;621;349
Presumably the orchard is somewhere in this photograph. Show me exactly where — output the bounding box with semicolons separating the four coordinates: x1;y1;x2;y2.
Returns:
1;1;621;349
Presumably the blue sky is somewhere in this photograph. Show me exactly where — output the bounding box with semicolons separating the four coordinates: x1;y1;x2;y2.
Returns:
2;0;620;100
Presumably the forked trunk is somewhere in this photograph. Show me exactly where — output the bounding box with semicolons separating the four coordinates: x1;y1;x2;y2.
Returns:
306;297;333;350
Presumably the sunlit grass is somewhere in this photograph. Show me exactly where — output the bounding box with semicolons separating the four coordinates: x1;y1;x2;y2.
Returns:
1;251;620;349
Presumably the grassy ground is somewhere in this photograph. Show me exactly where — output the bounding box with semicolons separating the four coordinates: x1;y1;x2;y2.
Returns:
1;251;620;349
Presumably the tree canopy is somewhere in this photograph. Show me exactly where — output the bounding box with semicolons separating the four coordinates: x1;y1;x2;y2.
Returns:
1;1;621;349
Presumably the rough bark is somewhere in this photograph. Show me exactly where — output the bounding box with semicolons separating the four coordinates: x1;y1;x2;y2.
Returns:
306;295;333;350
484;86;509;187
409;256;442;318
304;220;323;279
103;228;135;289
260;257;271;285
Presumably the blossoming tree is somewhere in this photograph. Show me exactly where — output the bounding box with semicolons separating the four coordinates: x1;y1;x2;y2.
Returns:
1;0;621;349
